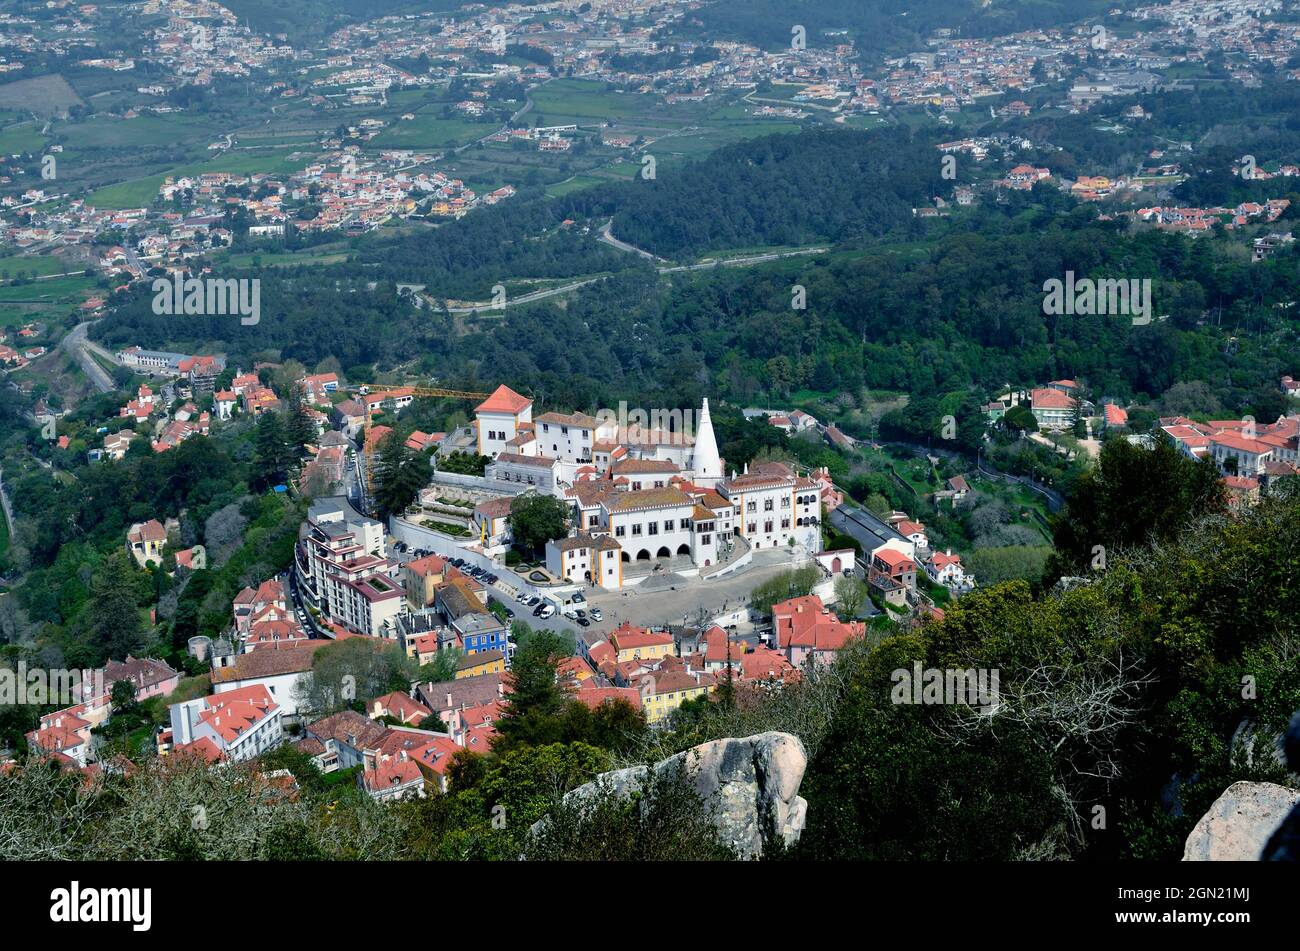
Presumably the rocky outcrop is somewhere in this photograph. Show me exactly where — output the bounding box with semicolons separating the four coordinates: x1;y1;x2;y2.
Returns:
533;731;808;859
1183;782;1300;861
1184;710;1300;861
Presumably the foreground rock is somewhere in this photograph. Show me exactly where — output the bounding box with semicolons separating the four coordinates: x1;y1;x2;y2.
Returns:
1183;781;1300;860
532;731;808;859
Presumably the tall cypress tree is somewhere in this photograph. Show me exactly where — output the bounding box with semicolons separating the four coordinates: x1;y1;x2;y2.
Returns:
88;551;145;664
286;389;315;458
254;411;290;488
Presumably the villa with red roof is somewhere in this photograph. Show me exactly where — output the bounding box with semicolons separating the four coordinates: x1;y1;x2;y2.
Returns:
772;594;866;668
370;691;433;726
1103;403;1128;430
924;548;971;590
1029;387;1077;430
474;384;533;456
168;684;283;763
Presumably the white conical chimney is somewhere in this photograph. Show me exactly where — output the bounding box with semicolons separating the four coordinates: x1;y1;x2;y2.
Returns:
691;397;722;487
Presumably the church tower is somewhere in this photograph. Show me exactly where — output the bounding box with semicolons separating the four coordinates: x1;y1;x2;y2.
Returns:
691;398;723;488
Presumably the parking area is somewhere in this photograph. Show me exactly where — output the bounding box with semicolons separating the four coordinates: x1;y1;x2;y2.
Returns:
390;540;583;637
386;541;830;642
579;548;808;630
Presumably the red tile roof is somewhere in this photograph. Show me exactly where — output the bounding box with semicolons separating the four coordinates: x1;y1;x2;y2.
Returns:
475;384;532;415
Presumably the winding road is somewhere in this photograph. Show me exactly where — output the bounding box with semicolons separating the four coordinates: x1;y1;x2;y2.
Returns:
425;234;829;315
60;320;115;393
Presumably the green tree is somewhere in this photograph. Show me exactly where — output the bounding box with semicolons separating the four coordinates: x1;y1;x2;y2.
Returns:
494;625;575;750
508;493;570;558
254;411;292;488
295;637;413;716
285;388;315;458
87;551;146;664
373;432;429;520
1048;438;1227;577
417;647;462;684
833;575;867;619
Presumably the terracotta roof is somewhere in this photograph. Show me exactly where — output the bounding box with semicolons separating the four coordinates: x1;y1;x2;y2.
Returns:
535;410;599;428
475;384;532;415
210;640;329;683
611;458;679;475
1030;388;1076;410
606;486;691;513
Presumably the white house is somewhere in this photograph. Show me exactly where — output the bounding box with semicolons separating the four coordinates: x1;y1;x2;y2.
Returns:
169;684;283;762
474;384;533;457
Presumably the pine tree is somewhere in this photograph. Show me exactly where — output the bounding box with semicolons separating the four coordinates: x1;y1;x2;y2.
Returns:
373;432;428;519
254;411;291;488
89;551;145;664
286;388;315;457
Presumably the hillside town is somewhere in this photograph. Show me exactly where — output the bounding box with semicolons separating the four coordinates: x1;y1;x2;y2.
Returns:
2;0;1300;897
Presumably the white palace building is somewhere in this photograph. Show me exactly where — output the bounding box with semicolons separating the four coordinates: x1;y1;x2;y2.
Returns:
468;386;823;590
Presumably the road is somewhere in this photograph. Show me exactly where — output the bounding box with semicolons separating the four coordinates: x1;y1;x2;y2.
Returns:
598;218;663;261
60;320;115;393
425;242;829;314
0;465;15;553
429;277;602;315
658;246;829;273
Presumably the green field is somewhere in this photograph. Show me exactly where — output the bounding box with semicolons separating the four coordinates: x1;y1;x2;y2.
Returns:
367;113;493;150
0;273;96;302
60;113;224;150
529;79;653;122
221;249;350;269
0;253;85;279
545;174;605;196
0;121;48;155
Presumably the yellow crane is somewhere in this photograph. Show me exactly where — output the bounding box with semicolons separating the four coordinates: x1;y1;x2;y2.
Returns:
355;383;490;513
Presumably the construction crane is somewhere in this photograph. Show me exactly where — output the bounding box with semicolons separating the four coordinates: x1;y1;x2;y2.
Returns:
355;383;490;515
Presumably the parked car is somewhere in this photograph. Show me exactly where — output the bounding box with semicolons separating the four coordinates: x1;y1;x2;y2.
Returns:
526;596;541;607
575;617;591;627
503;607;515;620
589;608;603;622
574;609;586;619
532;603;546;617
571;591;586;604
537;604;556;619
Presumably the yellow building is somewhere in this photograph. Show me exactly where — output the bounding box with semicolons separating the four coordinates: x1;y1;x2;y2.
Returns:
609;622;674;663
126;519;167;568
636;667;714;723
403;554;447;609
456;649;506;679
